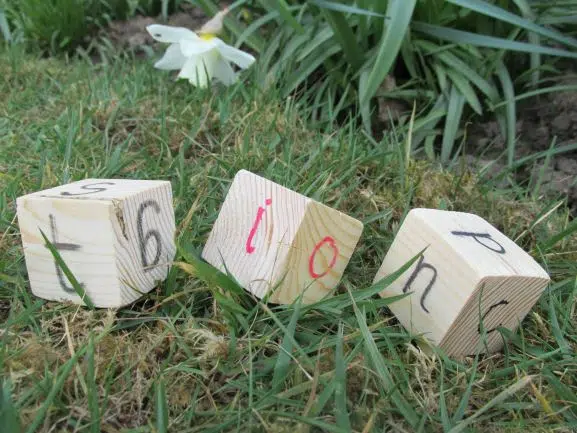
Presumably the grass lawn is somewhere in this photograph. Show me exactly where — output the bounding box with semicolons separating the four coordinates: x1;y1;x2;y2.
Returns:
1;47;577;432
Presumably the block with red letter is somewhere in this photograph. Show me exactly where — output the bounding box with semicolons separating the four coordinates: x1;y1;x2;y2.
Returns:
202;170;364;304
373;209;550;357
16;179;176;308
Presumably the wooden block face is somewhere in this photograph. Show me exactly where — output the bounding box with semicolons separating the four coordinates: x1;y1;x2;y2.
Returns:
202;170;364;304
108;183;176;305
25;179;166;200
202;170;309;298
273;201;364;304
16;179;176;308
373;208;550;357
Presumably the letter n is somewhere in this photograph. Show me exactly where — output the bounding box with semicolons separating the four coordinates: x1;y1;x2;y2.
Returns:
402;255;438;314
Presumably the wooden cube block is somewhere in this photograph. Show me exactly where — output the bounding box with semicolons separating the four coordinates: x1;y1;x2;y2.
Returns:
373;209;550;357
202;170;364;304
16;179;176;308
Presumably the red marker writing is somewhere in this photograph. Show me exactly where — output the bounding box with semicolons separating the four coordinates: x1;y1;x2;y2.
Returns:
246;198;272;254
308;236;339;279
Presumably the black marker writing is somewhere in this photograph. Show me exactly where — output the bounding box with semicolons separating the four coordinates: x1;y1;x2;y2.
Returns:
61;182;115;196
48;214;83;293
451;231;506;254
402;255;437;314
137;200;162;271
478;299;509;334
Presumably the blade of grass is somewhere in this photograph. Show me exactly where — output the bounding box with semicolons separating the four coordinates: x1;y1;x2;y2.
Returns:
0;380;21;433
543;368;577;422
272;297;302;390
305;248;425;313
155;376;169;433
25;347;91;432
545;291;572;357
452;352;480;423
86;333;100;433
267;411;349;432
349;295;419;428
261;304;311;368
334;322;351;431
439;362;452;431
448;375;534;433
539;217;577;251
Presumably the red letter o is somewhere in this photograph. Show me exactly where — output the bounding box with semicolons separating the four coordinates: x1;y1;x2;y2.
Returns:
308;236;339;279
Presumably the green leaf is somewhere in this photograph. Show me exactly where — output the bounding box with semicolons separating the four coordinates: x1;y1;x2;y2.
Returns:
445;67;483;115
283;43;341;96
413;22;577;59
360;0;417;107
321;8;363;69
235;9;283;49
417;40;500;102
270;0;305;33
0;9;11;42
495;60;516;166
447;0;577;49
312;0;387;18
441;84;466;164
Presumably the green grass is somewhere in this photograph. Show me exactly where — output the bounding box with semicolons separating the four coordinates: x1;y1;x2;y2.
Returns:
1;46;577;432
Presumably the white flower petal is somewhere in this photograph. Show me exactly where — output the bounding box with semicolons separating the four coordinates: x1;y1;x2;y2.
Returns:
177;57;206;88
178;52;219;88
153;44;187;70
180;38;218;57
146;24;199;43
215;40;256;69
212;58;237;86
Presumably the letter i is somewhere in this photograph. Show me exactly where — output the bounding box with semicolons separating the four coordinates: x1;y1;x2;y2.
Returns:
246;198;272;254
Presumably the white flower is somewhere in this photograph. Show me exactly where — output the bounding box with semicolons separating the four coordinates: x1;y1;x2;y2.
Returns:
146;20;256;88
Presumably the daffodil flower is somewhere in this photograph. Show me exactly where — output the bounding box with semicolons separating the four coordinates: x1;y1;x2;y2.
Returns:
146;12;255;88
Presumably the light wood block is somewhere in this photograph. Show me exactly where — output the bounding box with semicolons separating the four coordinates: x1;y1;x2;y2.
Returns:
202;170;364;304
373;208;550;357
16;179;176;308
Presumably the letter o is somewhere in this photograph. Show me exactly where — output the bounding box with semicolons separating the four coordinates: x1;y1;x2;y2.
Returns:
308;236;339;279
